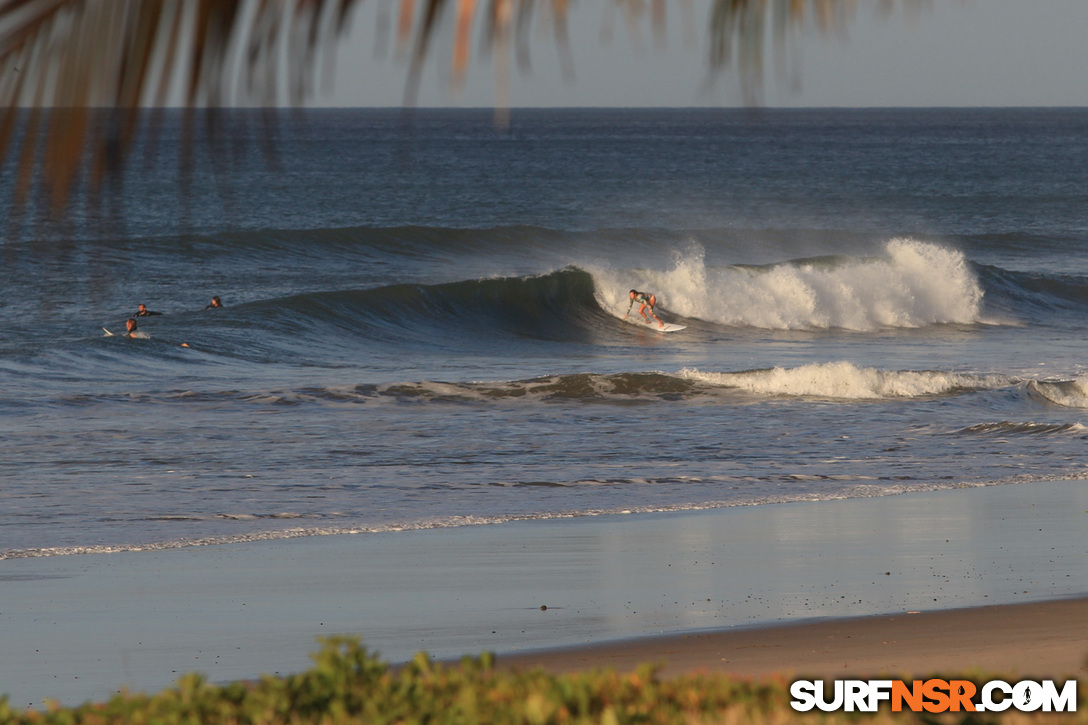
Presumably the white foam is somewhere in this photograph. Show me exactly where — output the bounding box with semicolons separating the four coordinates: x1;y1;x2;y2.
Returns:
593;238;983;330
679;361;1014;400
6;473;1079;560
1026;377;1088;409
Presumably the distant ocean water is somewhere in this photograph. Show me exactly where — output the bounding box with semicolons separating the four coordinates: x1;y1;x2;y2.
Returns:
2;108;1087;559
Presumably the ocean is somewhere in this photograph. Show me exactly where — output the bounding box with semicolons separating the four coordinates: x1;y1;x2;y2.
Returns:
2;107;1087;561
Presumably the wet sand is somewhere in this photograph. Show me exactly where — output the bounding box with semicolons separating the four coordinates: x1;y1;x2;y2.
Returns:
498;596;1088;679
2;480;1087;707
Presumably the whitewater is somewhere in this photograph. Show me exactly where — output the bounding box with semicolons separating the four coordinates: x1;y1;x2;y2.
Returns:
592;239;984;331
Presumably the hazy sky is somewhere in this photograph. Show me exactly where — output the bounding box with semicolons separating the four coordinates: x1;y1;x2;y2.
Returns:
314;0;1088;108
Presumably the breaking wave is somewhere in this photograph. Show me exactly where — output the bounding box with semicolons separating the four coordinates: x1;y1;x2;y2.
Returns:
1026;377;1088;409
591;238;984;331
678;362;1014;400
47;363;1023;407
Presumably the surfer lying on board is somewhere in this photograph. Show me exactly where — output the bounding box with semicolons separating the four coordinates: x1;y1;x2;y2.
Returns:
624;289;663;328
124;318;140;338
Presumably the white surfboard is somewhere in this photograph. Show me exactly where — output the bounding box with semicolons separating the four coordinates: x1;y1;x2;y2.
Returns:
622;317;686;333
103;328;150;339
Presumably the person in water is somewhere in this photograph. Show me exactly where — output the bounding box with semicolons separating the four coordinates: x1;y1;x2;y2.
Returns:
205;295;223;309
124;318;140;338
135;303;162;317
624;289;663;328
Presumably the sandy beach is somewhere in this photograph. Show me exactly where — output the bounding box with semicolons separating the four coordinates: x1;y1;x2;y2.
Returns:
2;479;1087;708
499;596;1088;680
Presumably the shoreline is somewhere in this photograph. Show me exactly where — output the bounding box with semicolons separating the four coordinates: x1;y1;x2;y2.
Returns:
497;595;1088;679
2;479;1087;707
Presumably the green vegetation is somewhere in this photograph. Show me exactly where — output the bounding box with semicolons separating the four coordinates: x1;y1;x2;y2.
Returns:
2;637;1085;724
0;638;742;725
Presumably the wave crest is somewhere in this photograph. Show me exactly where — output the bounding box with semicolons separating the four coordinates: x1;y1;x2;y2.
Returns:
953;421;1088;436
97;365;1015;406
1026;378;1088;408
593;239;983;330
679;362;1013;400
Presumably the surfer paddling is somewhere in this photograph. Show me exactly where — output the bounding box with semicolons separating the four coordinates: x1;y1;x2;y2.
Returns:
624;289;663;328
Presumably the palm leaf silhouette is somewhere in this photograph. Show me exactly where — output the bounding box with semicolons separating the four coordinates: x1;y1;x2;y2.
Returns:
0;0;925;218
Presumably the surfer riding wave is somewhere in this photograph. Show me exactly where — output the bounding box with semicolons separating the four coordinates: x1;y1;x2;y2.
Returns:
624;289;663;328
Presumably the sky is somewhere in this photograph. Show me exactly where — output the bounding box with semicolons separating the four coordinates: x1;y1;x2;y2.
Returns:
312;0;1088;108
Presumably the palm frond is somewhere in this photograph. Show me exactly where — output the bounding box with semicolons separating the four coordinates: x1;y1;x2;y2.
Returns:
0;0;931;218
0;0;348;215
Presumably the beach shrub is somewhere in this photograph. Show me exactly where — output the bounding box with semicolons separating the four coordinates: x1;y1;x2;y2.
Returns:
0;637;1083;724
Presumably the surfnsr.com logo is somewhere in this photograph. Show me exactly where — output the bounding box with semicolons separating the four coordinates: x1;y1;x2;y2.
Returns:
790;679;1078;713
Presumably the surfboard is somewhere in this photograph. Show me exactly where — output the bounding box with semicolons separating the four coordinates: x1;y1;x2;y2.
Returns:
622;317;686;333
103;328;150;339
